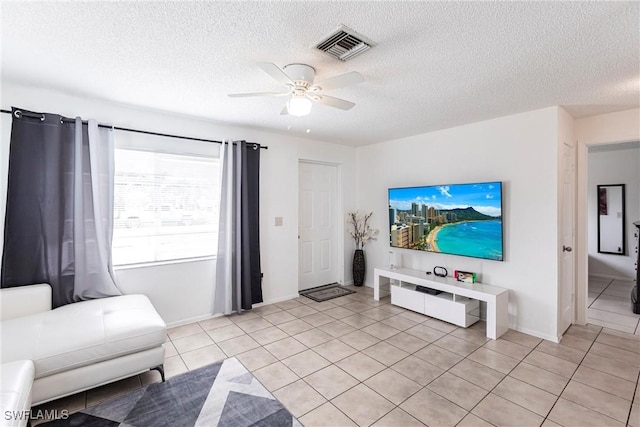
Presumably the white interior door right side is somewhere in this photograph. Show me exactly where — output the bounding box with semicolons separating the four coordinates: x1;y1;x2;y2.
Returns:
298;161;338;290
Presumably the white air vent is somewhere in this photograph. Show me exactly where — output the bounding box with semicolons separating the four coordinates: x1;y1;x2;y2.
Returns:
316;25;376;62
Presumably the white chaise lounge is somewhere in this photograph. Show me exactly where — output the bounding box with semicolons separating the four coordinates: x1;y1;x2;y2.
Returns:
0;284;166;426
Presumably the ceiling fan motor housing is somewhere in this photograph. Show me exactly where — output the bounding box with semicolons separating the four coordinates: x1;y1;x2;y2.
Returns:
283;63;315;86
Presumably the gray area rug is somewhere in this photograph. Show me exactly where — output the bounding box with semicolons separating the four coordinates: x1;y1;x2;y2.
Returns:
299;283;356;302
42;357;300;427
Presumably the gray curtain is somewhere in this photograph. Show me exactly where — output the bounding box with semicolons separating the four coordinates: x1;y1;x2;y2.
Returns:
213;140;262;315
1;107;121;307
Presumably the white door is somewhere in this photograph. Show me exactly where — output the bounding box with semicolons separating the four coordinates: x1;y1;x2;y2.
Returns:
298;161;339;290
559;141;576;334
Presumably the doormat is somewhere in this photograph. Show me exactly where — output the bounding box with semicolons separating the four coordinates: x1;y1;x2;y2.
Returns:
300;283;356;302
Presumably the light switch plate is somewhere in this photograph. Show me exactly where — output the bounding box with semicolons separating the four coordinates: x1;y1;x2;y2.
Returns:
275;217;283;226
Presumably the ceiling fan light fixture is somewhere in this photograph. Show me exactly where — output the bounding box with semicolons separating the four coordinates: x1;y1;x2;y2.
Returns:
287;95;312;117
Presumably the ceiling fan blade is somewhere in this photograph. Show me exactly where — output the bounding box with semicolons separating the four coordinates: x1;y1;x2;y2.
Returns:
258;62;294;85
228;91;290;98
310;94;356;111
310;71;364;92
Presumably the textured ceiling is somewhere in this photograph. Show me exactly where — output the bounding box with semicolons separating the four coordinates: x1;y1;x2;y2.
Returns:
1;1;638;146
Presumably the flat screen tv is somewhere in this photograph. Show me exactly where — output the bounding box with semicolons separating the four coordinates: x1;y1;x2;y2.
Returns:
388;181;503;261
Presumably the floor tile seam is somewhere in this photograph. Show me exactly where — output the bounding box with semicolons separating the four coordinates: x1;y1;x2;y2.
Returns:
272;376;329;419
544;327;629;425
167;328;204;341
281;347;333;377
493;334;540;350
587;310;640;325
593;291;636;303
587;317;638;334
568;371;636;403
588;344;640;367
557;390;631;425
506;361;573;398
385;351;446;387
588;304;640;319
626;369;640;426
234;314;276;326
392;352;474;415
463;339;550;424
367;373;430;412
532;345;586;366
328;381;397;426
530;337;585;373
297;372;364;424
238;321;279;335
544;396;625;427
595;333;640;355
582;329;640;382
335;337;379;353
587;280;611;308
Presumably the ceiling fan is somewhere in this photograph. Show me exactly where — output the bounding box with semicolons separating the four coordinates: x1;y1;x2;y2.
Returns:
228;62;364;117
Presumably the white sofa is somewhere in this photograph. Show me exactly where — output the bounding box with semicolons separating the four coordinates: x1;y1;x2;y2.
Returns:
0;360;34;427
0;284;166;425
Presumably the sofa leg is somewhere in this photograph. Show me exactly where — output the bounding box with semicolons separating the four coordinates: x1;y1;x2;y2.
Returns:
151;364;165;382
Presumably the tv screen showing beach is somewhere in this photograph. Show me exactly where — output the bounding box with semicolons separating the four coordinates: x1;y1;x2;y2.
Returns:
388;182;503;261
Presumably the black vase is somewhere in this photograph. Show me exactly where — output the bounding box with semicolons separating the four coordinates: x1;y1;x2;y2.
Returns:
352;249;365;287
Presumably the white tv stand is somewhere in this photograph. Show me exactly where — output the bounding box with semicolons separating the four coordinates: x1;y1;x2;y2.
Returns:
374;267;509;339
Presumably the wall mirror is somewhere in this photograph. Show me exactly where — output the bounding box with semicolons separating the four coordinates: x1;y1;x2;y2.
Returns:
597;184;626;255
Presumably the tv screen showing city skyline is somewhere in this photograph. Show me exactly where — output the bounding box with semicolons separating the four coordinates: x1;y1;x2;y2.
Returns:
388;181;503;261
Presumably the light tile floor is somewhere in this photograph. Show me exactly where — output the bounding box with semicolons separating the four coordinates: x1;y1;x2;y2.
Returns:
34;285;640;426
588;276;640;335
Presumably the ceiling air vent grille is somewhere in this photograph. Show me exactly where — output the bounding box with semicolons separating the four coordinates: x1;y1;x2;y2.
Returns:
316;25;376;62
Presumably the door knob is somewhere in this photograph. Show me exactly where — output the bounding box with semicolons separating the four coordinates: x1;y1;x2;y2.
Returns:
563;246;572;252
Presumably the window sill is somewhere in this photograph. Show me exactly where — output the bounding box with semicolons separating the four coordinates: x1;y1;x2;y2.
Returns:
114;256;216;270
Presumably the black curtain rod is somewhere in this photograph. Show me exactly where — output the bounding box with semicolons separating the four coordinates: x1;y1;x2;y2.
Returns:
0;108;268;150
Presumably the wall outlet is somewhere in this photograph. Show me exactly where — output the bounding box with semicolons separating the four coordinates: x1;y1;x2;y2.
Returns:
275;217;283;226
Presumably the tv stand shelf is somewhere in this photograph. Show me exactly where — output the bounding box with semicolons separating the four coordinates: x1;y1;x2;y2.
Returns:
374;267;509;339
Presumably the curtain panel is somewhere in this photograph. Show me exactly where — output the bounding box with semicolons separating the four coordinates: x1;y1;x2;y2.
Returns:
1;107;121;307
214;140;262;315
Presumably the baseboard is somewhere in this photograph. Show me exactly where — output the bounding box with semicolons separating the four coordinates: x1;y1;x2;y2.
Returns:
256;293;301;306
512;325;559;343
165;292;300;328
166;312;223;328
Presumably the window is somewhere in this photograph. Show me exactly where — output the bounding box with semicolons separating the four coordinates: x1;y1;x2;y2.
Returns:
112;148;219;266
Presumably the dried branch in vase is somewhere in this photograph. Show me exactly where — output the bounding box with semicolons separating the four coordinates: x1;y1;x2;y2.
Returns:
346;211;379;250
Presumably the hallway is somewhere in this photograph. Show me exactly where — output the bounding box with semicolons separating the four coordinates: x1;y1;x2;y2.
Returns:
588;276;639;335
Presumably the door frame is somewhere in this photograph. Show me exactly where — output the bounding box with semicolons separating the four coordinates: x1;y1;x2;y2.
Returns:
576;137;638;325
558;141;576;336
297;159;345;289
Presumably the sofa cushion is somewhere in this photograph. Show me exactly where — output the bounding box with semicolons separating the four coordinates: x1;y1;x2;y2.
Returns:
0;295;166;378
0;360;34;427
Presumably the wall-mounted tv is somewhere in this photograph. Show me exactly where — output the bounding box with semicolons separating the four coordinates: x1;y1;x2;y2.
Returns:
388;181;503;261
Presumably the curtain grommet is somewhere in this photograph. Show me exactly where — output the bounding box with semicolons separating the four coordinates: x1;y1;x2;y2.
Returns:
40;114;45;122
13;110;22;119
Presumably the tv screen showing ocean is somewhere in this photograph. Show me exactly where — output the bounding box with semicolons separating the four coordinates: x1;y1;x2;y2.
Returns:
435;220;503;261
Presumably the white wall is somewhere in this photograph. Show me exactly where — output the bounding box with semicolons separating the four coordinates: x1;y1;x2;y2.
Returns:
587;144;640;279
356;107;561;340
0;82;357;326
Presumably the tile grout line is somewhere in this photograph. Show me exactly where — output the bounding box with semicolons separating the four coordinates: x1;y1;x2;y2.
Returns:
542;326;637;426
538;326;602;426
626;358;640;426
460;335;546;426
168;289;638;426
